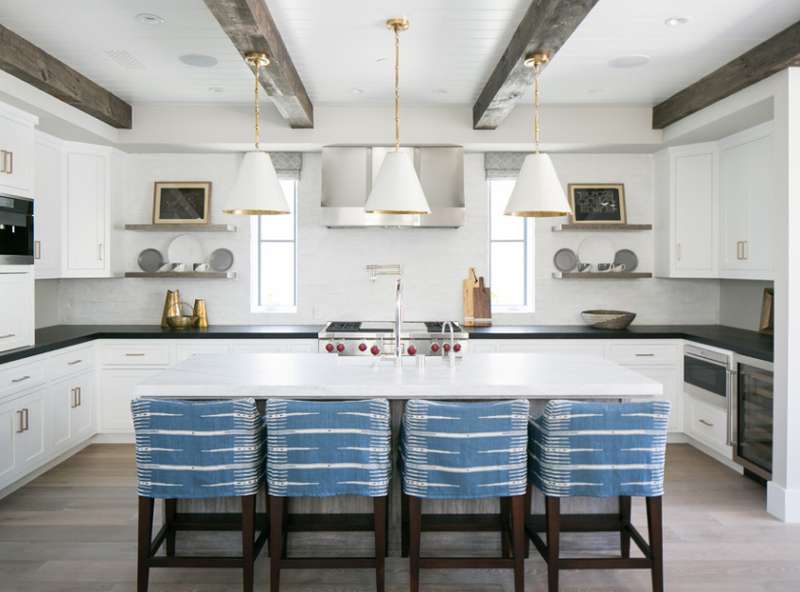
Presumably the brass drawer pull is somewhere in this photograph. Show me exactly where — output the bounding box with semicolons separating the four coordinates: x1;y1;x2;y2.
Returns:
6;150;11;174
71;388;77;409
34;241;41;260
699;419;714;427
634;353;655;357
76;387;82;407
68;359;83;365
15;410;24;433
125;353;146;357
0;333;15;339
12;375;30;383
23;408;28;431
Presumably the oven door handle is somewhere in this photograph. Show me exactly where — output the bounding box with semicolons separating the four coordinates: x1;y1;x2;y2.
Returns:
727;368;737;447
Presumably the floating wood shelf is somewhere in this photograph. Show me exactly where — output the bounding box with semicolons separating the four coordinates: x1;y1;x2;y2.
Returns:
124;272;237;279
551;224;652;232
124;224;237;232
552;272;652;279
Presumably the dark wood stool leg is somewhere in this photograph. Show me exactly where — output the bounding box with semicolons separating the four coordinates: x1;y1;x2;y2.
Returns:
281;496;290;559
409;495;422;592
647;496;664;592
500;497;511;558
269;495;284;592
164;499;177;557
137;497;154;592
242;494;256;592
374;496;387;592
619;495;632;558
401;490;410;558
511;495;526;592
545;496;561;592
524;484;532;558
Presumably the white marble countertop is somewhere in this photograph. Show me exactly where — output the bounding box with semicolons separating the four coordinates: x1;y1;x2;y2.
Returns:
133;353;663;399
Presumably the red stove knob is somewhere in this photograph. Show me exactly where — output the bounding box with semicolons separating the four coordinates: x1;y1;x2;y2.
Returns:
431;343;440;353
359;343;367;352
370;345;380;356
443;343;451;352
336;343;345;352
407;345;417;356
325;343;335;352
453;343;462;352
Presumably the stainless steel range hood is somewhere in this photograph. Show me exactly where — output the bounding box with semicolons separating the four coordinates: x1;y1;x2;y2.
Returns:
321;146;465;228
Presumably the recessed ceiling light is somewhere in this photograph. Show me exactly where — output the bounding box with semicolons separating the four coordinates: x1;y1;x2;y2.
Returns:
136;14;164;26
433;88;448;94
208;87;224;93
585;88;603;94
350;88;365;94
608;55;650;69
665;15;692;27
179;54;218;68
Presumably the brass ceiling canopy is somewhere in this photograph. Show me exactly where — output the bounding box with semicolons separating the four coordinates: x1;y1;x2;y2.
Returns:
386;18;409;32
245;53;270;68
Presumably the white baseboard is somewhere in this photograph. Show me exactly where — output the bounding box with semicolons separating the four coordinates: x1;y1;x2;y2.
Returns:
683;435;742;474
0;439;93;500
767;482;800;522
92;432;135;444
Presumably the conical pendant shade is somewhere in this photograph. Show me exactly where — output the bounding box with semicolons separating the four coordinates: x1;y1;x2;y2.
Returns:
365;151;431;214
504;152;571;217
223;151;290;215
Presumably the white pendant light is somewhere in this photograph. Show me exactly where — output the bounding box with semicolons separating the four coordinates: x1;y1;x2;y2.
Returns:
365;18;431;215
223;53;290;216
504;54;571;218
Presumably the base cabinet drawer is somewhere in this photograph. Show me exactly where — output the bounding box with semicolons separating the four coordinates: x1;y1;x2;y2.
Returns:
684;394;732;457
608;344;679;366
101;343;171;366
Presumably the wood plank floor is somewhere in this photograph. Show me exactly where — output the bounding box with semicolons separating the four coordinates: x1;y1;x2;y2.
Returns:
0;443;798;591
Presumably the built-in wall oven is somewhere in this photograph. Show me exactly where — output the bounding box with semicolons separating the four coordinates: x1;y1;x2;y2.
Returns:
0;194;34;265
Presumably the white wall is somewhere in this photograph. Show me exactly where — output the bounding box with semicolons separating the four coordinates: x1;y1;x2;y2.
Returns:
55;151;721;326
719;279;773;331
33;279;59;329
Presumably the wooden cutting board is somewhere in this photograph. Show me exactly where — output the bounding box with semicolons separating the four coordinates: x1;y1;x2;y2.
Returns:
463;268;491;326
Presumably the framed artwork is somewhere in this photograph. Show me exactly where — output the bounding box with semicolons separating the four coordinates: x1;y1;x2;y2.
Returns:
759;288;774;335
153;182;211;224
567;183;627;225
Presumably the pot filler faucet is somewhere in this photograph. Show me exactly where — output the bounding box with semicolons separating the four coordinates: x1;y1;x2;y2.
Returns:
442;321;456;367
395;279;403;367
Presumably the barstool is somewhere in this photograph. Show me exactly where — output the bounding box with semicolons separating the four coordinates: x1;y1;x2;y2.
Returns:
131;397;267;592
265;398;392;592
526;399;671;592
399;399;529;592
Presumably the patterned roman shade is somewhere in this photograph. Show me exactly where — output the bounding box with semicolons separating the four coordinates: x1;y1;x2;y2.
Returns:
265;399;392;497
269;152;303;180
131;398;266;499
484;152;527;180
400;399;530;500
529;399;671;498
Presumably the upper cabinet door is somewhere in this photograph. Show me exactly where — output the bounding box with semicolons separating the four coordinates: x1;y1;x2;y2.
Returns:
34;135;63;278
719;125;773;279
674;150;717;273
65;150;107;275
0;106;36;198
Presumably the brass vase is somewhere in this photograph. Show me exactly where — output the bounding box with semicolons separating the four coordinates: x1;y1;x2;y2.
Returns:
193;299;208;327
161;290;182;328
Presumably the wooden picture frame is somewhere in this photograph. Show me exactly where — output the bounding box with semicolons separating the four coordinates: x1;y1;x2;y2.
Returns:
567;183;627;225
759;288;774;335
153;182;211;225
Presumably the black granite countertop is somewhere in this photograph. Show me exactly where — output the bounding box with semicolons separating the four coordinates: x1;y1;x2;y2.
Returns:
0;323;772;366
467;325;773;361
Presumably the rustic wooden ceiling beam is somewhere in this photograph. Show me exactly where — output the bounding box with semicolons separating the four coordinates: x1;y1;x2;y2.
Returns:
653;19;800;129
202;0;313;129
472;0;599;130
0;24;132;129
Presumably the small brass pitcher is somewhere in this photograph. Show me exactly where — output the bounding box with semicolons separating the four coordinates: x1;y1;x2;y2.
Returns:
193;299;208;327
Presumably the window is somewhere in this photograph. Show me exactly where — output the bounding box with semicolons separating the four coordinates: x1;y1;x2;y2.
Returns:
489;179;534;312
251;179;297;312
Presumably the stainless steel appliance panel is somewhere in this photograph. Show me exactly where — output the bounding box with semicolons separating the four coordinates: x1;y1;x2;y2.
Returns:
683;344;732;409
0;194;34;265
733;354;773;481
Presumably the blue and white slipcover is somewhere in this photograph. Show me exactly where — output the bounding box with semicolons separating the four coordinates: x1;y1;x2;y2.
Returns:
399;399;530;500
265;399;392;498
131;398;265;499
528;400;671;498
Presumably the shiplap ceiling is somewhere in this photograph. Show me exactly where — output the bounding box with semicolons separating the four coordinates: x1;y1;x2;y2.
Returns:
1;0;800;109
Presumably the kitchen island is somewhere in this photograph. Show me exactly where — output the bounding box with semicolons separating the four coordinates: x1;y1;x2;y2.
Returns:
132;351;662;399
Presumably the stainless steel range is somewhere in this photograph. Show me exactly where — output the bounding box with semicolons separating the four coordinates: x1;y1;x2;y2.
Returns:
318;321;469;357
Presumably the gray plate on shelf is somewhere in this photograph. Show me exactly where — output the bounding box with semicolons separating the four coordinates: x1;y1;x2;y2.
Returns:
553;248;578;272
613;249;638;272
209;248;234;272
137;248;163;272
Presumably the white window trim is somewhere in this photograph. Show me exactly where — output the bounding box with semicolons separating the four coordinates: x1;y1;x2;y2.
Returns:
250;179;298;314
489;180;535;314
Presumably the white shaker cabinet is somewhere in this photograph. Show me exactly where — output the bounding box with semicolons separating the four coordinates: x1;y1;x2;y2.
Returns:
718;123;773;279
0;102;37;199
654;144;718;278
50;371;95;455
62;142;125;278
0;388;49;489
0;270;34;353
33;132;63;278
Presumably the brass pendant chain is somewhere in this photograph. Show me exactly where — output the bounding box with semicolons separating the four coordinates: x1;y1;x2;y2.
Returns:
254;59;261;152
394;23;400;152
534;58;540;155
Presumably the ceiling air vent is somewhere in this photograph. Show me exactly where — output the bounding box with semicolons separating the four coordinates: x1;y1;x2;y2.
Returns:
103;50;147;71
